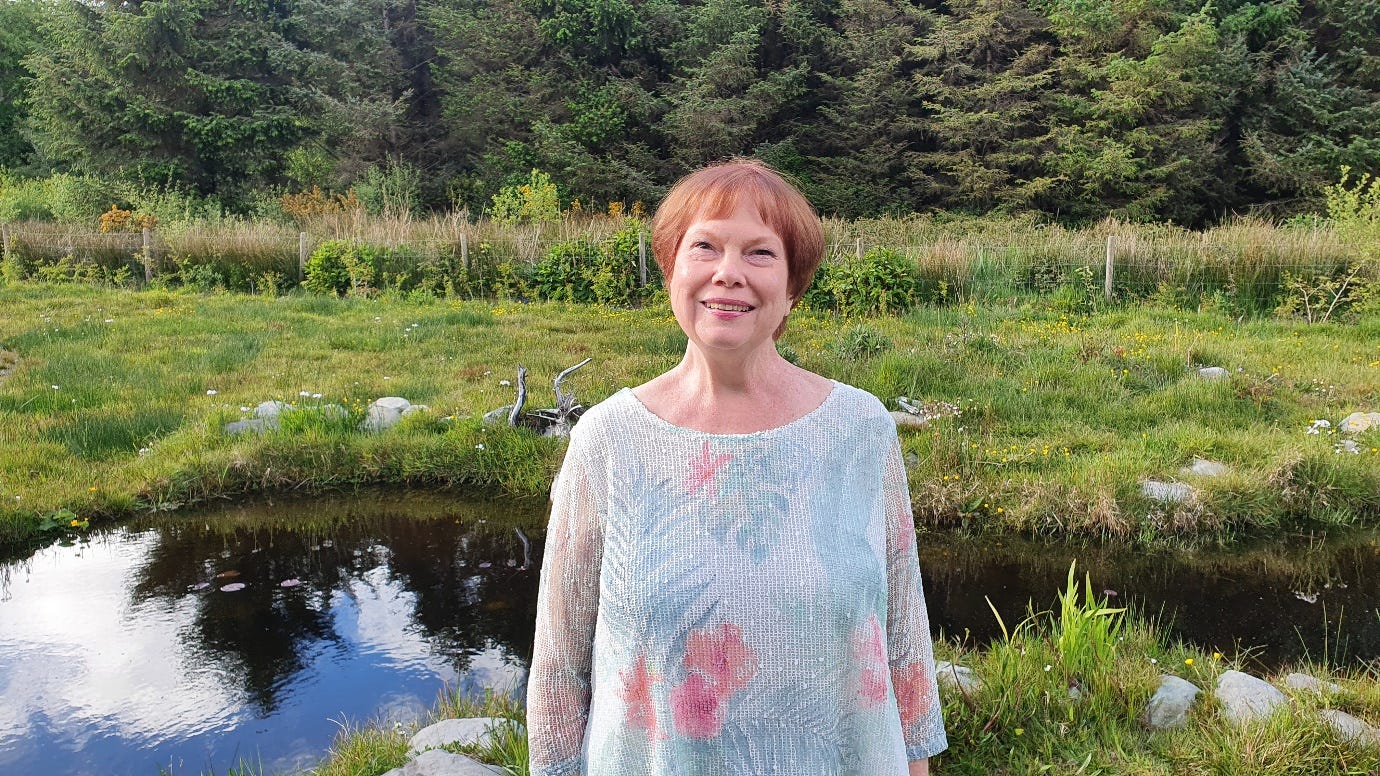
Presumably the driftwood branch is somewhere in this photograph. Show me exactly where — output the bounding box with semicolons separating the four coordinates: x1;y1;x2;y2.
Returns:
508;365;528;427
553;357;592;417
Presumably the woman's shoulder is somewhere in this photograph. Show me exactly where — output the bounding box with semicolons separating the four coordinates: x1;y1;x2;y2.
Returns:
567;388;639;441
821;380;893;422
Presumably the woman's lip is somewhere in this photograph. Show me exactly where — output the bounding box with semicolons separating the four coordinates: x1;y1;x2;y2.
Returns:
701;299;756;311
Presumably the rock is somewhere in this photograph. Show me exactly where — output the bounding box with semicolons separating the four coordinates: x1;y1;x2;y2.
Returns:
1145;674;1201;730
1339;411;1380;434
1198;366;1230;380
482;405;513;425
1320;709;1380;747
317;403;349;420
409;717;520;757
1284;672;1343;695
1182;458;1228;477
891;410;929;429
224;418;275;436
1216;670;1287;723
380;749;504;776
361;398;413;432
401;404;430;416
255;400;292;419
1142;480;1194;504
934;661;982;695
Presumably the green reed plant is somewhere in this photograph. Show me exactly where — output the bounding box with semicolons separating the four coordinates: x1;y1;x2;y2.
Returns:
1056;561;1127;685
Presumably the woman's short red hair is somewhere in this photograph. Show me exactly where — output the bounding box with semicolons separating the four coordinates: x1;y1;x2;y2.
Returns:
651;159;824;303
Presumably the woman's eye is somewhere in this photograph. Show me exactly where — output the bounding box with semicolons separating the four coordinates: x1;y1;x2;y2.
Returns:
747;249;777;264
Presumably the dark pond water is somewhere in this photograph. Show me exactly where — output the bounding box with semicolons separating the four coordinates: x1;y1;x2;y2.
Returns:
3;492;1380;775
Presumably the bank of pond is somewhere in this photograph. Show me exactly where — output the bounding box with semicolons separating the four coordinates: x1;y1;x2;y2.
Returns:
3;492;1380;774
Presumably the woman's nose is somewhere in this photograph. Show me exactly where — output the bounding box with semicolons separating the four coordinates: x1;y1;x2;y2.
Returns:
711;251;746;286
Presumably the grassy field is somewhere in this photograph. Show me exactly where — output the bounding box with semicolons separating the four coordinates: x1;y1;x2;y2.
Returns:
295;570;1380;776
0;281;1377;552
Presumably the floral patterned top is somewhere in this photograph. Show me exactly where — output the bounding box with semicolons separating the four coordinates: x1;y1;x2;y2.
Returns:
527;381;948;775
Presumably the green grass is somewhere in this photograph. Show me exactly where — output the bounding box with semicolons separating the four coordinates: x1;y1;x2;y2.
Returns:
0;281;1377;551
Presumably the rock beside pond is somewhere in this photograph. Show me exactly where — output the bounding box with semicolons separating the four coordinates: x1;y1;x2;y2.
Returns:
361;397;428;432
1144;674;1200;730
1182;458;1228;477
891;410;929;429
1285;672;1343;695
1339;411;1380;434
1321;709;1380;747
1142;480;1195;504
255;400;291;419
1198;366;1230;380
1216;670;1287;723
934;661;982;696
408;717;521;757
380;748;504;776
224;418;275;435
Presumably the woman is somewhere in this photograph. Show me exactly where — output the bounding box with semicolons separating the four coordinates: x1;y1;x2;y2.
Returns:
528;160;947;775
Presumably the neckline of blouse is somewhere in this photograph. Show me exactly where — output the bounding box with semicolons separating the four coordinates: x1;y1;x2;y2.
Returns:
616;380;842;440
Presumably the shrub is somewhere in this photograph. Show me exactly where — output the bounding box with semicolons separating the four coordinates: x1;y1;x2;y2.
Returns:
489;169;561;225
303;240;381;296
828;248;919;316
532;239;599;302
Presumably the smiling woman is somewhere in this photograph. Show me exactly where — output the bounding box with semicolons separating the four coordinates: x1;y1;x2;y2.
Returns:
526;160;947;776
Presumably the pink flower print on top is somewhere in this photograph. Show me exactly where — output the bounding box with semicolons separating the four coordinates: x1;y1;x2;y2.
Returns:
670;623;759;741
684;622;758;693
685;440;732;497
670;672;726;739
893;661;936;730
853;614;888;707
619;655;659;735
887;488;915;552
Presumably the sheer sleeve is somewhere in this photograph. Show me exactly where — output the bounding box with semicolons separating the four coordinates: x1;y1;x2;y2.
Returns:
528;423;606;775
882;433;948;760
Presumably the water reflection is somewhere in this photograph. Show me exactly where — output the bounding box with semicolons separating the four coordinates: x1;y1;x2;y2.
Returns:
4;493;1380;775
0;493;542;776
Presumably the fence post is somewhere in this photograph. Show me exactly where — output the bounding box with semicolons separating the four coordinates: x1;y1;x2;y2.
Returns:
460;232;469;271
855;237;863;259
299;231;309;280
638;230;647;287
1;223;8;261
1104;235;1114;303
142;227;154;282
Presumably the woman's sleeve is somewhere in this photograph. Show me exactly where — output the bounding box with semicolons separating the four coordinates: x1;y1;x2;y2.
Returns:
882;433;949;760
527;424;606;776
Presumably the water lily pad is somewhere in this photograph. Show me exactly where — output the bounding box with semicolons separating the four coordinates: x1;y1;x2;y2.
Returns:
220;582;247;592
279;579;302;588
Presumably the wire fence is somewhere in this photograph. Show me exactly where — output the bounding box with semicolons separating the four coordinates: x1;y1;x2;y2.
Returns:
0;220;1368;312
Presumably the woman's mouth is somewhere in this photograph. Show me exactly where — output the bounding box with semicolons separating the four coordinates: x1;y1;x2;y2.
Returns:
702;301;754;312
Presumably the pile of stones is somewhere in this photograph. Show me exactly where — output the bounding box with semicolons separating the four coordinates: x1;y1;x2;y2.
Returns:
381;717;520;776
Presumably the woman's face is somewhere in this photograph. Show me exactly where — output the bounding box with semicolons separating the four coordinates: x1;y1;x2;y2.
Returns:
668;200;792;359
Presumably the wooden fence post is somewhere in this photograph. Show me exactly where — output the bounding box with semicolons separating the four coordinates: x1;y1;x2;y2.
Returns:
142;227;154;282
855;237;863;259
460;232;469;271
638;230;647;287
1104;235;1115;303
299;231;309;280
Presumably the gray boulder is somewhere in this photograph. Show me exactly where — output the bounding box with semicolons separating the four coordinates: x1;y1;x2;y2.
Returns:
1320;709;1380;748
1144;674;1201;730
224;418;275;436
409;717;520;757
361;397;414;432
1142;480;1195;504
1216;670;1287;723
1182;458;1228;477
380;749;504;776
1339;411;1380;434
934;661;982;696
1284;672;1343;695
891;411;929;429
255;400;291;419
1198;366;1230;380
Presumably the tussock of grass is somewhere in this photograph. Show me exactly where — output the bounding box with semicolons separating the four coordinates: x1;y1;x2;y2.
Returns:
0;283;1376;551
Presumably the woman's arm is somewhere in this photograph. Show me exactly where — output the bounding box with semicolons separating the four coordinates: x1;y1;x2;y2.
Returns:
881;433;949;763
527;427;605;776
910;757;930;775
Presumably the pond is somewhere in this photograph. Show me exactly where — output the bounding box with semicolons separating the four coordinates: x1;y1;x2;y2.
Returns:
2;492;1379;774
